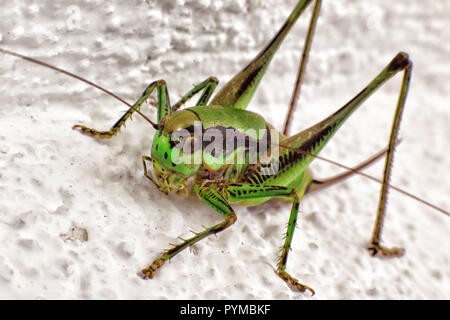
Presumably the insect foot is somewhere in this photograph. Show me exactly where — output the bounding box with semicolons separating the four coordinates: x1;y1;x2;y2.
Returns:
278;270;315;296
141;257;166;279
72;124;115;139
367;243;405;258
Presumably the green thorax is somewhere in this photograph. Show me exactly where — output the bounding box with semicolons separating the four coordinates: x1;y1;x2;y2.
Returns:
151;105;273;180
188;105;271;176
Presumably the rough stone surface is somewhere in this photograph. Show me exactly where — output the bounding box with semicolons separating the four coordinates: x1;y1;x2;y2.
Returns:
0;0;449;299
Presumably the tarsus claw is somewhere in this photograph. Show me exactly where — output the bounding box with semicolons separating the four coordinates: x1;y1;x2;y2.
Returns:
141;257;166;280
368;244;405;257
278;270;315;296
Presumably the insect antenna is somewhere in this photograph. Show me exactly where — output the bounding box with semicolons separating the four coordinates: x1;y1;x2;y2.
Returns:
0;48;158;129
2;48;447;217
277;142;449;217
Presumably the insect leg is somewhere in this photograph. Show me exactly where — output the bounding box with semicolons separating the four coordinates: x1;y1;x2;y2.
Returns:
368;57;413;257
73;79;170;138
277;195;314;295
171;76;219;112
210;0;314;109
141;185;236;279
226;184;293;200
142;155;160;190
305;141;401;195
285;52;412;257
225;184;313;294
282;0;322;136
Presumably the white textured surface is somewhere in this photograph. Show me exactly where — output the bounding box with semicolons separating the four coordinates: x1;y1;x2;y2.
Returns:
0;0;449;299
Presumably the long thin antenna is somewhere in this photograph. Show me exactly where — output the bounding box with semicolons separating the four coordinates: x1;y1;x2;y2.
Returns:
1;47;448;217
277;143;449;217
0;48;158;129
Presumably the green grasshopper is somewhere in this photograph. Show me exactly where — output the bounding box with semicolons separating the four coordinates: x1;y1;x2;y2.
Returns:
1;0;448;296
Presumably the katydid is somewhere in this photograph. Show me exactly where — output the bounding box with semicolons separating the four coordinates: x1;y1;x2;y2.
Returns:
1;0;448;296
